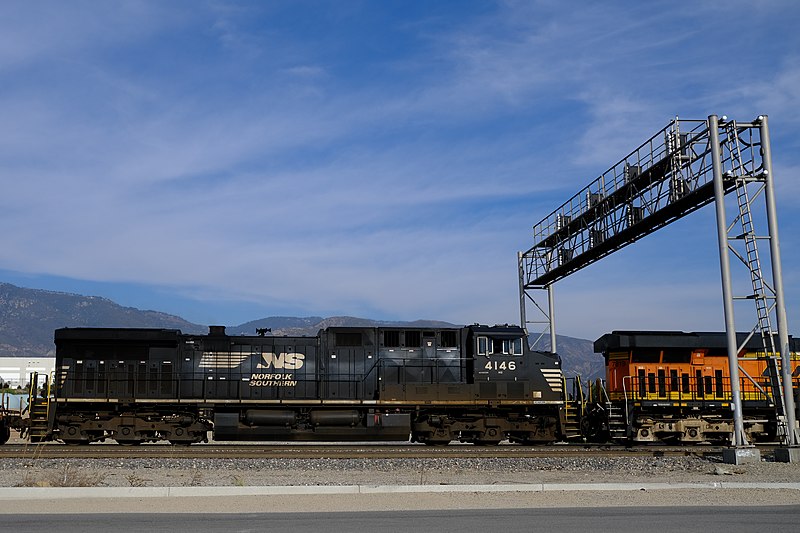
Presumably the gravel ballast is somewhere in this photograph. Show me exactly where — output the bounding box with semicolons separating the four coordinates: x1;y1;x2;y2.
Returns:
1;454;799;513
2;455;800;488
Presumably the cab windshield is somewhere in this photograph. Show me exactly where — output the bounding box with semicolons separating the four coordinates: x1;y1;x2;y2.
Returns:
477;336;523;355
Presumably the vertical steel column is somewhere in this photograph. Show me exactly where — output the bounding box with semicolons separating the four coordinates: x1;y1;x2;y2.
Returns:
518;252;527;332
759;115;799;446
548;284;557;354
709;114;748;447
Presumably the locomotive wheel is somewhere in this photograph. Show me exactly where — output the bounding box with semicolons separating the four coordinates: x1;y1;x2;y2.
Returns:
473;427;502;446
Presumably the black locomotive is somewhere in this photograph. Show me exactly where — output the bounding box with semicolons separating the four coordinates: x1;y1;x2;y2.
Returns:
21;324;564;445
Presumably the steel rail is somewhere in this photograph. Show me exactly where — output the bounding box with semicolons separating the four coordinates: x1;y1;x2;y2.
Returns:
0;443;747;460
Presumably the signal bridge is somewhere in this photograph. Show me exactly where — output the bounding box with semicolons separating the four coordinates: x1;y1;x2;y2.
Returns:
518;115;798;457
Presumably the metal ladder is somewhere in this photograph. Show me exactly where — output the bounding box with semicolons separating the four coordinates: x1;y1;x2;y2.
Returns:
766;357;788;443
725;121;787;433
726;122;774;351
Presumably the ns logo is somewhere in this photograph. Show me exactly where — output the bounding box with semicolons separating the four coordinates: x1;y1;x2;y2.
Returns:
256;352;305;370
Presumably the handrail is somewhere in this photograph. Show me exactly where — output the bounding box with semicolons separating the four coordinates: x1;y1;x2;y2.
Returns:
737;363;770;399
600;379;611;404
574;375;585;416
45;371;54;425
25;371;37;416
621;375;630;427
618;373;772;403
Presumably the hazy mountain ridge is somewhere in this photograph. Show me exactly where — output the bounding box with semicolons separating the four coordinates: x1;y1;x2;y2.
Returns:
0;282;205;356
228;316;325;336
0;282;604;380
228;316;459;337
530;334;605;382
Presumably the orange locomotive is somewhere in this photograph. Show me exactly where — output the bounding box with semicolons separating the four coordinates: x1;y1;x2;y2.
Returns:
581;331;800;444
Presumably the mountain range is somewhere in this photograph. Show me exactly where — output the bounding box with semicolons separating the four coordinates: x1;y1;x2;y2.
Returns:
0;282;604;380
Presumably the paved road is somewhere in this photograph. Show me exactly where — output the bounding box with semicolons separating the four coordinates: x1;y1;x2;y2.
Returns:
4;506;800;533
1;484;799;515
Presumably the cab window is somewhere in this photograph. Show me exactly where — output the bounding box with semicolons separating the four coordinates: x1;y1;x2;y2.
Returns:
500;338;524;355
440;330;458;348
511;338;524;355
477;336;490;355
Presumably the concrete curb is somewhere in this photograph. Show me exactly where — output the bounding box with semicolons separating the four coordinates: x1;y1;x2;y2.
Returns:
0;482;799;500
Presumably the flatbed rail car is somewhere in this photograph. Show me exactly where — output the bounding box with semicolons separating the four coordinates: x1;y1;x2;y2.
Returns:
579;331;800;444
20;324;565;446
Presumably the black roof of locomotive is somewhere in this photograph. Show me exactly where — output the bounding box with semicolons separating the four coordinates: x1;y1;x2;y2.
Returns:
55;327;182;342
51;324;535;349
594;330;798;354
468;324;526;337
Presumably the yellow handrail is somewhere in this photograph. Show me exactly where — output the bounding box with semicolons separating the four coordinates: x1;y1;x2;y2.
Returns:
27;372;38;415
45;371;54;426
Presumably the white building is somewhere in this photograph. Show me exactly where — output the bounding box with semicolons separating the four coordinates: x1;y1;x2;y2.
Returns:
0;357;56;388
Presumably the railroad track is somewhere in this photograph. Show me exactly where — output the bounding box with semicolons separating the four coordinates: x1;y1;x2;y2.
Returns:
0;443;735;460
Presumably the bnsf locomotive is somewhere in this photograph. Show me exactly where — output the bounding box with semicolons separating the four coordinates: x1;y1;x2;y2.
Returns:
578;331;800;444
9;324;564;445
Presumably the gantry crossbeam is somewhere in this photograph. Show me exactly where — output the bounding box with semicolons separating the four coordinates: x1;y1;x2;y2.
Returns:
520;118;756;287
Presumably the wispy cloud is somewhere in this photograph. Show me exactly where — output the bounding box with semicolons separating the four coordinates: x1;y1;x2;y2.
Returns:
0;1;798;338
0;1;182;71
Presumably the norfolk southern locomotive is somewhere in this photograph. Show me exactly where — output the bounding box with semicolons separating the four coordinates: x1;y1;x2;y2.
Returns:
14;324;564;445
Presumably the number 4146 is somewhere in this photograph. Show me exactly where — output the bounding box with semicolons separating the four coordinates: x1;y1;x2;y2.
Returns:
484;361;516;371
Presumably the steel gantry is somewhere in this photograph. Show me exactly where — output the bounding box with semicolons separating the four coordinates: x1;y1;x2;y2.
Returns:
518;115;798;451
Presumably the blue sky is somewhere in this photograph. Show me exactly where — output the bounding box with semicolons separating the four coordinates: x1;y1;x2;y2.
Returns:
1;1;799;341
